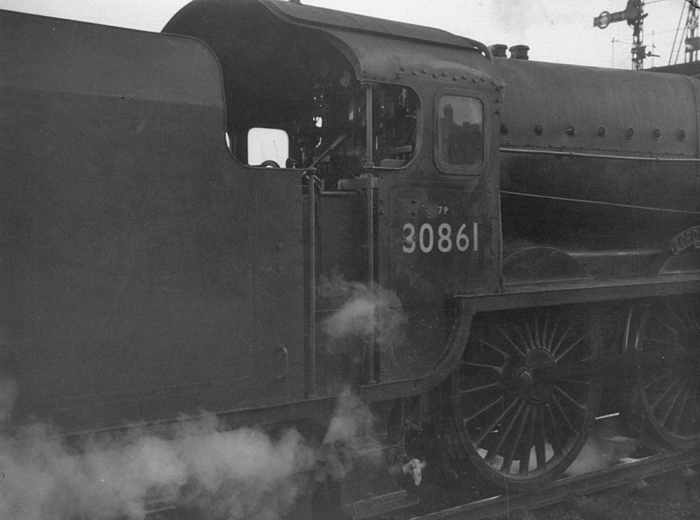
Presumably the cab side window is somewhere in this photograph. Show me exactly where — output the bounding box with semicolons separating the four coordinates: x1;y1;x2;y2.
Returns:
436;95;484;174
247;128;289;167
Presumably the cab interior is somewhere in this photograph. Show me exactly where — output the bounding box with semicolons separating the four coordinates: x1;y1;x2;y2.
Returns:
216;20;419;189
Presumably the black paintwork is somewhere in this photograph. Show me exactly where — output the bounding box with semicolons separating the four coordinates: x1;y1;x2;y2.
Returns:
0;0;699;440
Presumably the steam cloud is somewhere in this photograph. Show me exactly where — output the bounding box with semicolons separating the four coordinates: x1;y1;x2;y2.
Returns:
0;376;389;520
476;418;639;478
318;273;406;360
565;418;638;477
0;274;406;519
0;408;315;520
320;386;383;481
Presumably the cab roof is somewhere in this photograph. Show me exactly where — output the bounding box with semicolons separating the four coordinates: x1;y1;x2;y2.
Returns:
164;0;492;83
255;0;490;56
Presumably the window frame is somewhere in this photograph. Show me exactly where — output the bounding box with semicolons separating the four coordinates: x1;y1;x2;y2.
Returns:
434;89;488;176
371;81;422;171
246;127;290;168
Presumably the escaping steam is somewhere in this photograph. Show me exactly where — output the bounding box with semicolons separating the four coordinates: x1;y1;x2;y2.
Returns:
0;378;316;520
0;376;392;520
318;272;406;359
0;274;405;519
320;386;383;481
564;418;638;477
477;418;639;477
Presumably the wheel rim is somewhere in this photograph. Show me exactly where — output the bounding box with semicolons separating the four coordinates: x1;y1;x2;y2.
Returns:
451;306;602;489
634;299;700;449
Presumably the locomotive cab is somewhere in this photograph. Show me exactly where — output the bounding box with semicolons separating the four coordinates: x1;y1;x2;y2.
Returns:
166;0;502;394
167;0;421;185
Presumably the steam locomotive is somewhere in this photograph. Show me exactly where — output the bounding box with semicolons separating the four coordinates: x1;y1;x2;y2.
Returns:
1;0;699;517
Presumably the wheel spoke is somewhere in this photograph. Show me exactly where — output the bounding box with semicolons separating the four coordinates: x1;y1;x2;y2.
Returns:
653;315;681;337
460;381;501;395
643;372;670;391
551;392;579;435
649;377;682;411
497;326;528;357
668;380;695;435
560;377;593;386
545;314;562;352
554;333;590;363
502;405;530;474
473;397;521;446
452;306;601;489
545;402;564;456
553;384;589;413
486;400;526;471
463;361;502;373
535;407;548;468
519;406;537;475
532;315;541;350
667;305;688;329
656;378;686;427
464;395;504;423
515;324;532;353
551;322;573;358
477;336;511;360
688;309;700;329
633;299;700;449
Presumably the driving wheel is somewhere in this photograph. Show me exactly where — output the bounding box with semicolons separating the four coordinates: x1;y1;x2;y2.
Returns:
450;306;603;490
629;298;700;449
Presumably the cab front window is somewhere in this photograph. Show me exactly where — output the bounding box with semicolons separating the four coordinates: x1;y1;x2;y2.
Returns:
436;95;484;174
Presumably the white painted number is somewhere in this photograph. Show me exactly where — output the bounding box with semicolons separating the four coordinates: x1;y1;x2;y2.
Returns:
456;223;470;252
419;223;434;253
402;223;416;253
402;222;479;254
437;223;452;252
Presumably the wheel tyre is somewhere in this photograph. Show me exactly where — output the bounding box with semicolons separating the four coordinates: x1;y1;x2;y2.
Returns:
450;306;603;491
630;298;700;450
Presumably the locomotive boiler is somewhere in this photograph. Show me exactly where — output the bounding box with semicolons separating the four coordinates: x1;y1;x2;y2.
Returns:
1;0;700;517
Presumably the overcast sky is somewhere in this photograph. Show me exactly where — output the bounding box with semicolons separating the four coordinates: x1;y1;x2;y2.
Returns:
0;0;692;69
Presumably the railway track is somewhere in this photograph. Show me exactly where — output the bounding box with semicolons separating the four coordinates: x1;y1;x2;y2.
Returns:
402;446;700;520
141;438;700;519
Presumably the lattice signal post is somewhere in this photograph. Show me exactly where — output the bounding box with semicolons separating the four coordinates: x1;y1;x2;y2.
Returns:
594;0;654;69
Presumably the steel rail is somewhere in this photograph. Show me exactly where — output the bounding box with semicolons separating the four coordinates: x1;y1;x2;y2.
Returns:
407;446;700;520
142;446;700;518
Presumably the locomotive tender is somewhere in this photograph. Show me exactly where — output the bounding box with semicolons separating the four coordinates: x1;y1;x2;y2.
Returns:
2;0;700;515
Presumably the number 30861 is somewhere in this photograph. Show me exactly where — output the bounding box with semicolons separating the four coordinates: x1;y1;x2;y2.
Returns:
402;222;478;254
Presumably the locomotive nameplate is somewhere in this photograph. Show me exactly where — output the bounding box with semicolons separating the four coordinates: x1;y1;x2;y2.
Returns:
671;226;700;255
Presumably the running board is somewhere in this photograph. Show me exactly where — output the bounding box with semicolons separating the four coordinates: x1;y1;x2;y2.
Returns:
454;273;700;312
